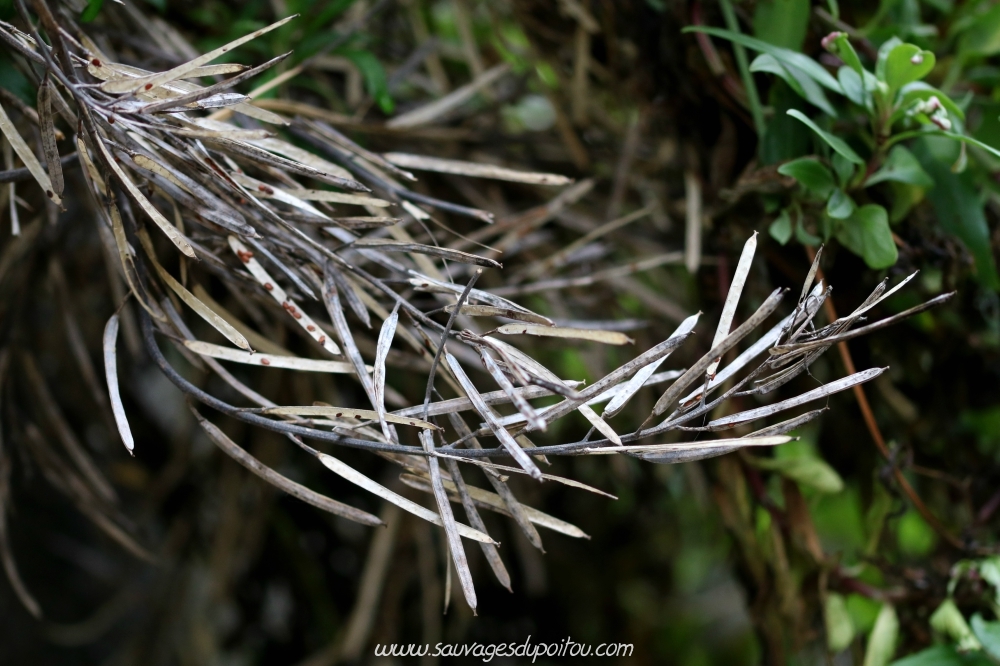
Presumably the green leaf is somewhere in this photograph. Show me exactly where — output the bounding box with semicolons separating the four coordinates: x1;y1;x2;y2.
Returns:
829;33;865;77
750;54;836;115
897;510;937;556
971;614;1000;659
80;0;103;22
827;189;856;219
913;138;1000;289
958;3;1000;59
778;157;835;197
833;152;857;187
770;209;793;245
787;110;865;164
930;599;982;652
884;44;935;98
864;604;899;666
866;146;934;187
978;557;1000;606
826;593;857;653
684;26;843;92
891;645;995;666
837;204;898;269
875;37;904;82
342;50;394;114
888;182;924;223
760;80;812;165
838;67;866;106
754;456;845;493
752;0;810;51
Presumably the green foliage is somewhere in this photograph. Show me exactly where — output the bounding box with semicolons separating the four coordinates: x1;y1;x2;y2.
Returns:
826;593;857;652
342;50;394;113
80;0;103;23
778;157;836;197
752;0;810;51
865;604;900;666
689;21;1000;276
837;204;898;269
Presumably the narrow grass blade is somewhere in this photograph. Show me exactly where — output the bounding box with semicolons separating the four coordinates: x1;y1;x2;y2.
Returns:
382;152;572;185
399;473;589;539
227;236;342;355
421;431;477;612
102;15;299;94
318;453;496;543
94;137;194;257
191;408;382;526
0;100;59;205
102;314;133;455
494;324;633;345
349;238;501;268
709;368;886;429
603;312;700;418
36;78;62;199
261;406;438;430
139;229;251;351
184;340;358;373
707;232;757;379
445;353;543;480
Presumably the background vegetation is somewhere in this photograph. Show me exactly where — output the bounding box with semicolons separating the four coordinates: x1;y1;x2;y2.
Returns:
1;0;999;665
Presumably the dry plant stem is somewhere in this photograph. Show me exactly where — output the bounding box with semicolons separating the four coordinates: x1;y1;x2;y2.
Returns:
803;246;963;550
422;268;482;420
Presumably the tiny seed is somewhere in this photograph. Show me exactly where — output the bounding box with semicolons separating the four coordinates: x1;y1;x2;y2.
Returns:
260;358;271;365
91;59;102;67
307;325;316;332
144;83;153;90
318;336;326;344
264;283;274;291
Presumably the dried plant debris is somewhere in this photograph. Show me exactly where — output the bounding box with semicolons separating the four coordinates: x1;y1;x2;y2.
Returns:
0;2;955;619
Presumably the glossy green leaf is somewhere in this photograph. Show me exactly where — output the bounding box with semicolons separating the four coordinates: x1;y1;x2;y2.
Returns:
754;455;845;493
875;37;904;82
778;157;835;197
930;599;982;652
751;55;836;115
80;0;103;22
958;3;1000;59
826;593;857;652
913;138;1000;289
753;0;810;51
770;209;793;245
684;26;843;92
888;182;924;223
884;44;935;97
760;81;813;165
342;49;394;114
972;614;1000;659
891;645;995;666
827;189;856;219
837;204;898;269
833;152;857;187
839;67;866;106
864;604;899;666
830;33;865;77
866;146;934;187
788;110;865;164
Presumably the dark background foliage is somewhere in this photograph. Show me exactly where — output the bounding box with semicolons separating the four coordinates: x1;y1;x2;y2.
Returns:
0;0;999;664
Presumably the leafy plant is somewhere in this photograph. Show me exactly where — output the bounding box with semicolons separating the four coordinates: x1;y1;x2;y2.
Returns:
687;25;1000;279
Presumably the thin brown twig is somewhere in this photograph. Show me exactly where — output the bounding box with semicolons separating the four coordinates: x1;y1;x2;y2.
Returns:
804;246;964;550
